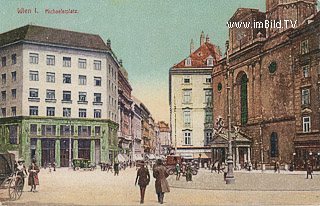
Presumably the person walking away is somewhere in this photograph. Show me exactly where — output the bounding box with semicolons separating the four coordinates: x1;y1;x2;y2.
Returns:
16;158;28;189
153;159;170;204
176;162;181;180
135;161;150;204
28;159;40;192
114;161;119;176
186;163;192;182
276;161;280;173
306;160;313;179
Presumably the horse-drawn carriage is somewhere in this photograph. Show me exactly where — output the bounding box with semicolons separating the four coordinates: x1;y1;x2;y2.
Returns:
0;153;24;201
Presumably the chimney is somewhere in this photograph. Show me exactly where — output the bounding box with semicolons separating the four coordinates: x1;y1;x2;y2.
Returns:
200;31;205;46
190;39;194;54
106;38;111;49
206;34;210;43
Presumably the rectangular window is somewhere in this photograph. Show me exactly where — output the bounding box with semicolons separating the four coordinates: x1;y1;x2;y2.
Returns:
41;125;56;136
60;125;74;136
11;89;16;99
303;66;309;78
9;125;18;144
29;53;39;64
95;126;101;136
205;109;213;123
301;40;309;54
30;124;37;135
29;88;38;98
79;92;87;102
11;107;16;116
46;72;55;83
79;109;87;118
63;57;71;67
184;131;191;145
29;106;38;116
2;74;6;84
94;109;101;118
78;58;87;69
302;89;309;105
184;111;191;127
94;60;101;70
1;91;6;101
183;76;191;83
46;90;55;99
1;108;6;117
78;126;91;136
11;54;16;65
46;55;55;65
94;77;101;86
183;90;191;103
78;75;87;85
205;90;212;103
46;107;55;116
206;78;212;83
63;108;71;117
2;57;6;67
206;131;212;145
63;74;71;84
94;93;101;102
29;71;39;81
63;91;71;101
303;117;311;132
11;72;16;82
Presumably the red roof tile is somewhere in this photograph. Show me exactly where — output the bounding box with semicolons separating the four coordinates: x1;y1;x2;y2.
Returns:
172;42;221;68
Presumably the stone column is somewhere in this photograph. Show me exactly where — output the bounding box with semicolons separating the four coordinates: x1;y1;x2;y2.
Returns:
55;139;60;167
100;126;108;163
73;139;78;159
248;147;251;163
90;139;95;165
236;147;240;168
36;139;41;167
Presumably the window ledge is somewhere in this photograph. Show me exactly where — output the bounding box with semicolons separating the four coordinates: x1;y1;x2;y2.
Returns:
93;102;103;106
62;100;72;104
46;99;57;103
182;144;193;146
28;97;40;102
78;101;88;105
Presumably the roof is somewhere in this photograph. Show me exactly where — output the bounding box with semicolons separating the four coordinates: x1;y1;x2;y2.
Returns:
172;41;221;68
0;25;108;51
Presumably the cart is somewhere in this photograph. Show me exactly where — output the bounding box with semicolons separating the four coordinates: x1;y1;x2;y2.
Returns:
72;158;95;171
0;153;24;201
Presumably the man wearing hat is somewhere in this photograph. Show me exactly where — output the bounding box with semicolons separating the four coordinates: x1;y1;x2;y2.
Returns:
153;159;170;204
16;158;28;189
135;160;150;204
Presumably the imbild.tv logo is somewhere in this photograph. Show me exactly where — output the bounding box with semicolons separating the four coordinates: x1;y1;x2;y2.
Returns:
227;20;297;29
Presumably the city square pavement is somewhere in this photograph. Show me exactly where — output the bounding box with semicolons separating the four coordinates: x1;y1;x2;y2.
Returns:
0;167;319;205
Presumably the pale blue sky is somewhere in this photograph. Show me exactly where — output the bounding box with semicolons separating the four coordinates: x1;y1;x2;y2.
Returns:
2;0;312;122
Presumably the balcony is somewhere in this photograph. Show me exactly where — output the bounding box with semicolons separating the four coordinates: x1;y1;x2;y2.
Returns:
45;99;57;103
77;101;88;105
62;99;72;104
93;101;103;106
28;97;40;102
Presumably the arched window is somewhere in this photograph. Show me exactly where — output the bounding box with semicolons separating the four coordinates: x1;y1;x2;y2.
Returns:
241;74;248;124
271;132;278;157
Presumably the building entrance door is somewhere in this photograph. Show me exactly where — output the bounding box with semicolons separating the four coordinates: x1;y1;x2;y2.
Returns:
41;139;55;166
78;139;90;160
239;148;245;168
60;139;73;167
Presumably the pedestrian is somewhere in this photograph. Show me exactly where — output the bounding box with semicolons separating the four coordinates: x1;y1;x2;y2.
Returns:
114;161;119;176
28;159;40;192
186;163;192;182
181;161;186;176
222;163;228;181
53;161;56;172
135;161;150;204
217;161;221;174
153;159;170;204
255;161;258;170
16;158;28;188
276;161;280;173
176;162;181;180
306;160;313;179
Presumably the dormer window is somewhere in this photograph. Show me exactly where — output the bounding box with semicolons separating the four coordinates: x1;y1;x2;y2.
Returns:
207;55;214;66
185;57;192;66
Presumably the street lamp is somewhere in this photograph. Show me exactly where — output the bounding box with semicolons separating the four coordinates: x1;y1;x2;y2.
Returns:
225;40;235;184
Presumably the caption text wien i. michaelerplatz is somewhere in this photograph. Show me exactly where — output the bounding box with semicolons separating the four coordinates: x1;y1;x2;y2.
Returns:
17;8;79;14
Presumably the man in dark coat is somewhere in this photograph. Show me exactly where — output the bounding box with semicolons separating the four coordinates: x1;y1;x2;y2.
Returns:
28;159;40;192
135;161;150;204
114;161;119;176
153;159;170;204
306;160;313;179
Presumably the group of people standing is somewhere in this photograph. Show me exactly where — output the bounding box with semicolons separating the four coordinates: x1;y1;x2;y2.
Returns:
135;159;170;204
15;158;40;192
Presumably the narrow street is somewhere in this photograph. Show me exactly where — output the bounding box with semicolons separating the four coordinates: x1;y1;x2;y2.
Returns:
1;167;320;205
